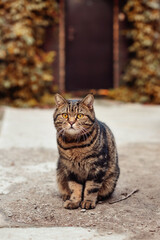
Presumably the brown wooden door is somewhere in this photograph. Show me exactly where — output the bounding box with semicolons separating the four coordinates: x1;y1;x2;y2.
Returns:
65;0;113;91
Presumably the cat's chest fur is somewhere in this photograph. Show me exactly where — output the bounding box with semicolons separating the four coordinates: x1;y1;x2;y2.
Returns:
59;147;93;179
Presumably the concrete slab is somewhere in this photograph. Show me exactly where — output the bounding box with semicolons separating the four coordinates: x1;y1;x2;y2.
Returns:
95;101;160;145
0;149;57;195
0;107;57;149
0;227;126;240
0;213;7;227
0;103;160;149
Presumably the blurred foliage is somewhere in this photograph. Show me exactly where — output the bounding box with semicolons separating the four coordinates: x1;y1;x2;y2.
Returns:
0;0;58;107
111;0;160;104
107;87;150;103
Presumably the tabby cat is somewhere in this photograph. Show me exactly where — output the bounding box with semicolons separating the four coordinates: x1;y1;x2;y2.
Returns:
53;93;119;210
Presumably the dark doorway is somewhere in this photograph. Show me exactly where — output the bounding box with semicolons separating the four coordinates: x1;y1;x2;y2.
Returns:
65;0;113;91
43;26;59;86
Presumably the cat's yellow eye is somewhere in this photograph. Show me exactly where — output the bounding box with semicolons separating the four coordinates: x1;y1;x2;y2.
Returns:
62;113;68;119
77;113;84;119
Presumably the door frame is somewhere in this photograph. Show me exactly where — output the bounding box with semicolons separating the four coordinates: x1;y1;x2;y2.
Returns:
59;0;120;93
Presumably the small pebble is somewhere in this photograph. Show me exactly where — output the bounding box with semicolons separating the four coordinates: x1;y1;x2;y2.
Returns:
90;212;95;215
81;209;86;213
7;212;13;217
149;229;156;232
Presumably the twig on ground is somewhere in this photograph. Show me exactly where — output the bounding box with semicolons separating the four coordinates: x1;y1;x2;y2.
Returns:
109;189;139;204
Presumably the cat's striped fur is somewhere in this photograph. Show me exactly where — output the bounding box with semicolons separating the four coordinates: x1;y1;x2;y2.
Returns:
53;94;120;209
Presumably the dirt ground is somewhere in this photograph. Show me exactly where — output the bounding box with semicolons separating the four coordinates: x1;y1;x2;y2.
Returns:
0;143;160;240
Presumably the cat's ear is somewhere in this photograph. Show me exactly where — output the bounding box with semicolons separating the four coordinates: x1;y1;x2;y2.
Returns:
55;94;67;107
81;94;94;109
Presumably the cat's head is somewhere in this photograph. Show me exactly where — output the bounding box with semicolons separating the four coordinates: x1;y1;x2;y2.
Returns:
53;94;95;136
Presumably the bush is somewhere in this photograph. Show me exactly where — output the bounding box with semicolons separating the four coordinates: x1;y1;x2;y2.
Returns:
110;0;160;104
0;0;58;107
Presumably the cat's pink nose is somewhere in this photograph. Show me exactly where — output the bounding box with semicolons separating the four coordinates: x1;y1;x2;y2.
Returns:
69;119;75;126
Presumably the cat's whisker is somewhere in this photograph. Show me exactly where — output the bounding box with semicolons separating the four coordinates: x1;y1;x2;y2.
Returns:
57;128;67;140
80;128;88;142
78;123;92;140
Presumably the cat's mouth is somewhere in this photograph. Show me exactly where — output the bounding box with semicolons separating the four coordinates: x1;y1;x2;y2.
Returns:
68;127;75;131
66;127;80;135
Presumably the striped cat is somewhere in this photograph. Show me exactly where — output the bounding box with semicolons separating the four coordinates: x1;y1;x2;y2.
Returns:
53;93;120;209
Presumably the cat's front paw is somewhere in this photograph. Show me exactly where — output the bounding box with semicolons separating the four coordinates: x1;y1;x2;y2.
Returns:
62;194;70;201
81;200;96;210
64;200;80;209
